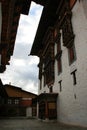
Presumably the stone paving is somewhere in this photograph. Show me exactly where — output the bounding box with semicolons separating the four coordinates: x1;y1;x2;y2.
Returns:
0;118;87;130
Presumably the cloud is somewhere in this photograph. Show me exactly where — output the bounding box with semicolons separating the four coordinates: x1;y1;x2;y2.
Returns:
0;2;43;94
15;2;43;45
13;43;30;59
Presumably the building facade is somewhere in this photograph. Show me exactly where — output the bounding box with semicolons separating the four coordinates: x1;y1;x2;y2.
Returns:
30;0;87;127
0;84;37;117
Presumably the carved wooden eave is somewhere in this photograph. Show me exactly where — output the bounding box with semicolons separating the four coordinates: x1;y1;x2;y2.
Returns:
30;0;77;56
33;0;46;6
56;0;76;48
30;0;77;86
0;0;32;72
37;27;55;84
0;64;6;73
30;0;60;56
41;27;54;57
60;11;75;48
0;0;50;73
1;0;31;53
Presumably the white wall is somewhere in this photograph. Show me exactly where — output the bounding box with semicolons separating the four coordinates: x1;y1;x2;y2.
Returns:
38;0;87;127
53;1;87;127
82;0;87;19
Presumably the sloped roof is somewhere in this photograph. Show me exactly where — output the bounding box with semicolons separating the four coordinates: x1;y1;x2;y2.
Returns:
4;84;37;98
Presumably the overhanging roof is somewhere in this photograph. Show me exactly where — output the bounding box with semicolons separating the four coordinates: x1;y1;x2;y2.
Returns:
0;0;31;72
1;0;31;55
0;0;60;72
32;92;58;103
33;0;47;6
30;0;60;56
4;84;37;98
38;93;58;102
0;0;48;73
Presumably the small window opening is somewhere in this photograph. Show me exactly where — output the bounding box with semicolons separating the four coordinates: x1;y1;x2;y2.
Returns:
58;80;62;92
71;69;77;85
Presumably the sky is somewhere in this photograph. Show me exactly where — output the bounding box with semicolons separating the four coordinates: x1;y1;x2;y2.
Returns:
0;2;43;94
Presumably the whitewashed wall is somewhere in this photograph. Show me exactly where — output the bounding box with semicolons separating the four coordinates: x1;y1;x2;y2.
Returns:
54;0;87;127
38;0;87;127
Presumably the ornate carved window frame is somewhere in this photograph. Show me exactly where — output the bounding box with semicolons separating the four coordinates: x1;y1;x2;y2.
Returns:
61;11;75;48
68;43;77;65
44;44;54;86
55;0;76;66
37;28;55;87
57;0;75;48
54;31;62;74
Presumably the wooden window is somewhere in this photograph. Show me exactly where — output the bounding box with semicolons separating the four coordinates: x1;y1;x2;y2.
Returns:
60;1;75;48
15;99;19;104
70;0;77;9
55;33;62;75
44;45;54;86
8;99;12;104
68;44;76;65
44;62;53;85
57;58;62;74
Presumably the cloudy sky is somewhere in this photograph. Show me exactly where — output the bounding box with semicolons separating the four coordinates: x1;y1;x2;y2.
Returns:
0;2;43;94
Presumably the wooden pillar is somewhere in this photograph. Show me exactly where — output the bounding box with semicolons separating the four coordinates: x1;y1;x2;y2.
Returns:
45;101;48;120
37;101;39;118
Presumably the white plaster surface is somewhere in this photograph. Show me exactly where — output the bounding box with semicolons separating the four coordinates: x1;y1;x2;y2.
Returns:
38;0;87;127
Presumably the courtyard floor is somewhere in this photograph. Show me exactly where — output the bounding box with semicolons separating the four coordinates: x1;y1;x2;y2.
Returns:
0;118;87;130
